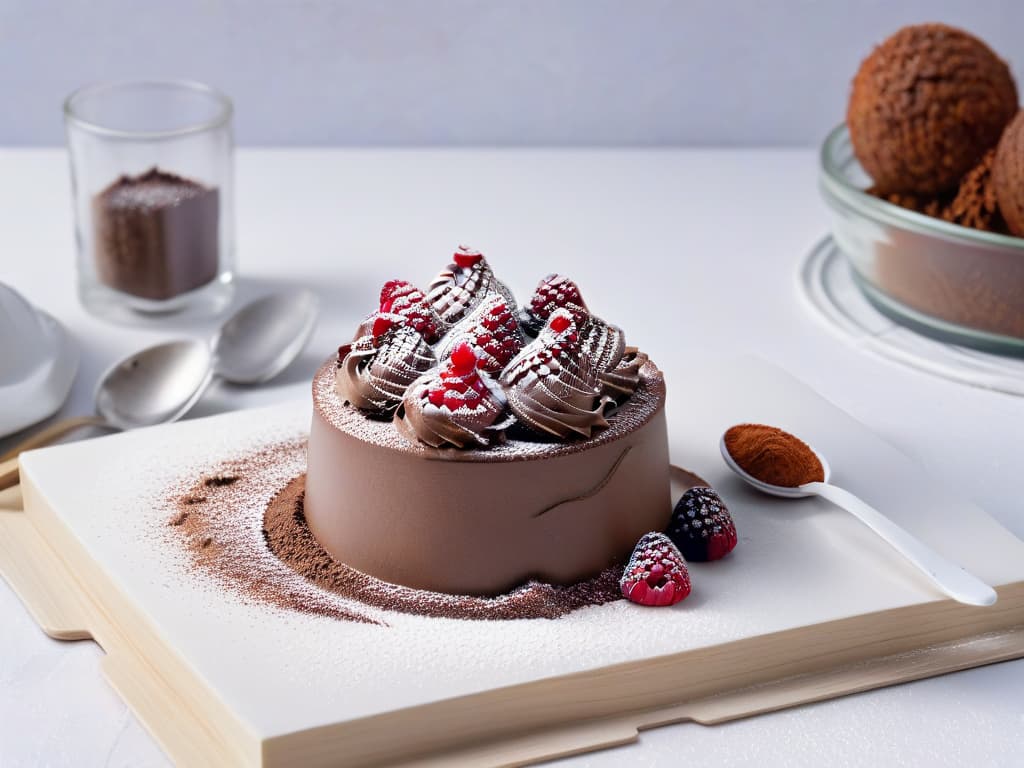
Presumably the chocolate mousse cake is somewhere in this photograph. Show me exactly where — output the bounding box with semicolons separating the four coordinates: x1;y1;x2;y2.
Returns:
305;246;672;596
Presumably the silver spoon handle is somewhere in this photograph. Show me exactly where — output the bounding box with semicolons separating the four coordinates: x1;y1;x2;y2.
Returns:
804;482;997;607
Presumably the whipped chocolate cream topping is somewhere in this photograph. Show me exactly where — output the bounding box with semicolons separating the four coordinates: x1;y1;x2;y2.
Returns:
600;348;648;398
335;315;436;413
397;343;509;448
577;316;647;399
500;309;611;440
425;246;517;325
335;249;651;451
435;293;526;373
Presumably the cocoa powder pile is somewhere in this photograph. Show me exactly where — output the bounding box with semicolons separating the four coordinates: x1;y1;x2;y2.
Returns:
93;168;220;300
723;424;824;488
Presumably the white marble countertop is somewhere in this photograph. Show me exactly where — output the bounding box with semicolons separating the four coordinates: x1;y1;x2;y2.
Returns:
1;148;1021;767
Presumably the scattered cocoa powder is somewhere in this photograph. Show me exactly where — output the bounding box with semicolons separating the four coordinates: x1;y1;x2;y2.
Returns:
167;439;624;624
168;439;379;624
262;475;622;621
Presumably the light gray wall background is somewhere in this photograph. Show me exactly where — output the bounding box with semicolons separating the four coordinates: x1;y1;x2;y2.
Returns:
2;0;1023;146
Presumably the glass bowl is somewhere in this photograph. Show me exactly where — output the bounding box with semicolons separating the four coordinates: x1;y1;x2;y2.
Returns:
819;123;1024;357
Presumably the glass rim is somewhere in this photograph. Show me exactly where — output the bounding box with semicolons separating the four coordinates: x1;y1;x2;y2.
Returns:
819;122;1024;251
63;79;233;140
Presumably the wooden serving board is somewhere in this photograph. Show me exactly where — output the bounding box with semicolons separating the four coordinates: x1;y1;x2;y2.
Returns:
2;358;1023;767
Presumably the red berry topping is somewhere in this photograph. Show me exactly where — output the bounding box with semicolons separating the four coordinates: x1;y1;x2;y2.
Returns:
450;341;478;373
526;274;588;328
379;279;407;308
427;387;445;406
377;279;441;343
423;342;500;414
667;487;737;562
448;297;525;373
549;313;572;333
371;315;396;341
453;245;483;269
620;532;691;607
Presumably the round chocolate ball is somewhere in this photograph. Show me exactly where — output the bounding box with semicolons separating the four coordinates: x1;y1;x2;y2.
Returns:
994;110;1024;236
847;24;1018;196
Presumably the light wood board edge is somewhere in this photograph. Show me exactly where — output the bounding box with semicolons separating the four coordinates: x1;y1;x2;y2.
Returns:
267;584;1024;767
6;475;261;767
397;625;1024;768
3;477;1024;768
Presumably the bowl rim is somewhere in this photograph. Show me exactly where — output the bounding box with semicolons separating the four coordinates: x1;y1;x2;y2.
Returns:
819;122;1024;252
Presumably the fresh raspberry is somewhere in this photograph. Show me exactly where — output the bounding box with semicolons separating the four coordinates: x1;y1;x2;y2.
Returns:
453;244;484;269
460;299;523;372
450;341;478;373
620;532;691;607
378;279;442;343
523;274;588;332
371;314;397;342
667;487;737;562
550;313;571;333
423;342;496;413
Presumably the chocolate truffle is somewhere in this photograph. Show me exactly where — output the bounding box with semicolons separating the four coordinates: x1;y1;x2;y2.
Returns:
867;186;947;219
943;148;1007;233
848;24;1018;196
994;110;1024;236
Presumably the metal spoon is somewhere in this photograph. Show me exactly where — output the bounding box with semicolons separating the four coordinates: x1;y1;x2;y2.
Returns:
0;290;318;466
720;430;997;607
210;289;319;384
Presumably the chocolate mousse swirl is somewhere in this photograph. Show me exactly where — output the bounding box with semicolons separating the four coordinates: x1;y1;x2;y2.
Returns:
500;309;612;440
397;343;509;448
336;316;436;414
579;317;648;399
426;245;517;326
398;376;507;448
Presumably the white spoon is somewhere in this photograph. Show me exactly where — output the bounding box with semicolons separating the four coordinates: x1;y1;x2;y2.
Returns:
720;433;997;607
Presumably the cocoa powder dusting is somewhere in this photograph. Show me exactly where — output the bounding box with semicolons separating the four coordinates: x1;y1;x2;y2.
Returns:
167;438;622;625
724;424;825;488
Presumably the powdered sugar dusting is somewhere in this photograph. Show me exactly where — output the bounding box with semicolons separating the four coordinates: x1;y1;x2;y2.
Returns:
316;356;665;461
167;439;623;623
164;437;384;624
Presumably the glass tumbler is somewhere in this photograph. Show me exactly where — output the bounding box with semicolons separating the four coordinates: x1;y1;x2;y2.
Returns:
64;81;235;321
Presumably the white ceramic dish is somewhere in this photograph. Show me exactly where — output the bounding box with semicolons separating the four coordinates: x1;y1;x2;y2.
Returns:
0;283;78;438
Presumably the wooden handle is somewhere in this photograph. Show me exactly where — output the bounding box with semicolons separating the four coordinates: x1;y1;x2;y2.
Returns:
0;415;107;464
0;457;18;492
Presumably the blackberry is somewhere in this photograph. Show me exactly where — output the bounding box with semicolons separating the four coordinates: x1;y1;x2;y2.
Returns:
666;487;737;562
